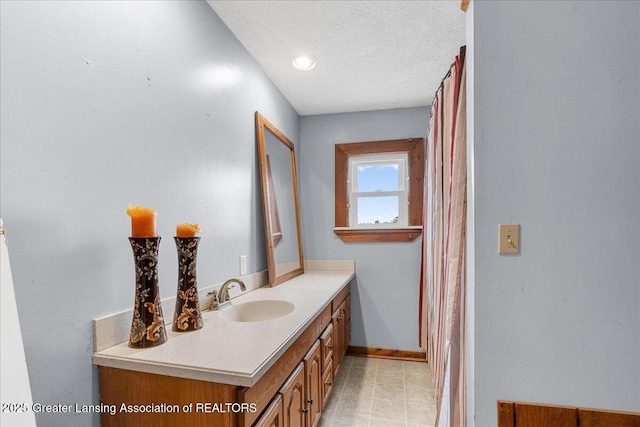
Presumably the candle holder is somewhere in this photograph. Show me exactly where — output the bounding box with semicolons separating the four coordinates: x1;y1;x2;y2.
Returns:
128;237;167;348
172;237;204;332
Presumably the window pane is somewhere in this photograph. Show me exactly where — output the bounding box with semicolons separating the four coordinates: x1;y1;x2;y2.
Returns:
356;163;399;192
356;196;399;225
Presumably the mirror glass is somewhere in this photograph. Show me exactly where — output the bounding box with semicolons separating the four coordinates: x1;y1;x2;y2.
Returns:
256;112;304;286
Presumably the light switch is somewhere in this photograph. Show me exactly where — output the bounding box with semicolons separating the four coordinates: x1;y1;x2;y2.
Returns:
498;224;519;254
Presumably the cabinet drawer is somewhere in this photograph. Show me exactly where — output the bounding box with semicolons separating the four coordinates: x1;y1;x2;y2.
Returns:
332;285;350;313
321;361;333;410
320;323;334;372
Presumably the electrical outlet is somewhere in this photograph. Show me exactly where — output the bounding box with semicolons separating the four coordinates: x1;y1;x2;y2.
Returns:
240;255;247;275
498;224;519;254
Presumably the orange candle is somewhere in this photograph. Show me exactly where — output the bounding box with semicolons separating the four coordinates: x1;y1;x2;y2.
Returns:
176;223;201;237
127;205;157;237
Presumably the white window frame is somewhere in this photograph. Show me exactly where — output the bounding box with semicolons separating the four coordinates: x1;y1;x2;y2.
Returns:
347;152;409;228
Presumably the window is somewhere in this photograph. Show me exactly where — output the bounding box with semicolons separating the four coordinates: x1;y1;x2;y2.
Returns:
334;138;424;243
349;153;408;227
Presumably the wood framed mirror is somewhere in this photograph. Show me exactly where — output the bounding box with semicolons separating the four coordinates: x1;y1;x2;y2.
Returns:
256;112;304;286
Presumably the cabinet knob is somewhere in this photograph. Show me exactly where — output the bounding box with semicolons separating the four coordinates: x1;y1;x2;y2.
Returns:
325;381;332;386
307;399;313;404
327;345;333;349
302;408;309;413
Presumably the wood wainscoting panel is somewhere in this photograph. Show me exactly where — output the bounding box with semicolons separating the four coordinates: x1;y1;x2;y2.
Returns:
497;401;515;427
515;402;578;427
497;400;640;427
579;408;640;427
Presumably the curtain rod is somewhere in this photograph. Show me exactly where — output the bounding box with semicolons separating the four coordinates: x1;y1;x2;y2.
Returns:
431;65;453;110
431;46;467;107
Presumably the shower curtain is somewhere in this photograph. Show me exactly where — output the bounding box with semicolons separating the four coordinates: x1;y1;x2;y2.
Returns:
420;46;466;426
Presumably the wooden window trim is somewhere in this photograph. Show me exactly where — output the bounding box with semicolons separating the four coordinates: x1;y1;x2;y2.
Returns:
334;138;424;243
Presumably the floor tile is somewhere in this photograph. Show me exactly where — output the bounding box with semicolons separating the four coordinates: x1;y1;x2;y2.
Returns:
405;372;431;389
376;370;405;387
350;355;378;369
335;363;350;377
369;416;408;427
403;360;430;375
377;358;405;373
406;385;435;406
335;365;350;380
333;380;348;391
373;382;406;402
332;375;348;393
318;357;438;427
341;355;355;368
371;397;407;422
406;402;437;426
318;409;334;427
336;391;373;416
343;374;376;391
324;392;341;412
349;365;377;380
331;411;370;427
342;379;375;397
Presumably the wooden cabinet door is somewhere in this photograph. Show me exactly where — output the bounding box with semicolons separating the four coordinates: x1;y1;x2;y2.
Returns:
254;394;284;427
304;340;323;427
345;317;351;358
331;301;346;377
344;295;351;356
279;363;306;427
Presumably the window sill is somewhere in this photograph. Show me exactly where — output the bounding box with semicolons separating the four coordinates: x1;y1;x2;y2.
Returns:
333;227;422;243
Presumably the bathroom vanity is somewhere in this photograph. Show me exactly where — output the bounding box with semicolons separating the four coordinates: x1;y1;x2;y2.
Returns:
93;265;353;427
93;112;352;426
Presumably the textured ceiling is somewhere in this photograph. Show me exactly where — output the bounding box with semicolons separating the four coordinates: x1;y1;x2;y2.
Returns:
207;1;466;116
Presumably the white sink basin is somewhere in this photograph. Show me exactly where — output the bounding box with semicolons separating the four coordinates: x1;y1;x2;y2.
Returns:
219;299;295;323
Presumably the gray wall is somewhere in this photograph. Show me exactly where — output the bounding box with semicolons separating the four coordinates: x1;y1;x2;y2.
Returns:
469;1;640;425
265;130;300;267
0;1;298;425
299;108;428;352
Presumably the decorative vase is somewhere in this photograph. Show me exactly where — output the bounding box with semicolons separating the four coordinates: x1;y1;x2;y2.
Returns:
172;237;204;332
128;237;167;348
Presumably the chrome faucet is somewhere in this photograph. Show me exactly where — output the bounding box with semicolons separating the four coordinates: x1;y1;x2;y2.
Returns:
207;278;246;311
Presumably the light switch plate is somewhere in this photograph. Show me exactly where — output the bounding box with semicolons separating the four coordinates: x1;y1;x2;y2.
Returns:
240;255;247;275
498;224;519;254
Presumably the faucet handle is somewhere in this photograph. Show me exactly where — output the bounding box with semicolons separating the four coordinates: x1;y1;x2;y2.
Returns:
207;291;219;311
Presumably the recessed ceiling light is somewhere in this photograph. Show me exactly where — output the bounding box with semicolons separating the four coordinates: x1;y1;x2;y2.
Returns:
292;56;316;71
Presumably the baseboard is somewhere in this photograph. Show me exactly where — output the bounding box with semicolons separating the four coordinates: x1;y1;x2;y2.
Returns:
346;346;427;362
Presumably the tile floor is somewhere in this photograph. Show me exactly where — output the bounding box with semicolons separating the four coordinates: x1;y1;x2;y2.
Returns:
319;355;437;427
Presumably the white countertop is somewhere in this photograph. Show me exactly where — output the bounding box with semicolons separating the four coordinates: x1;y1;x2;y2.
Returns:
92;270;354;387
